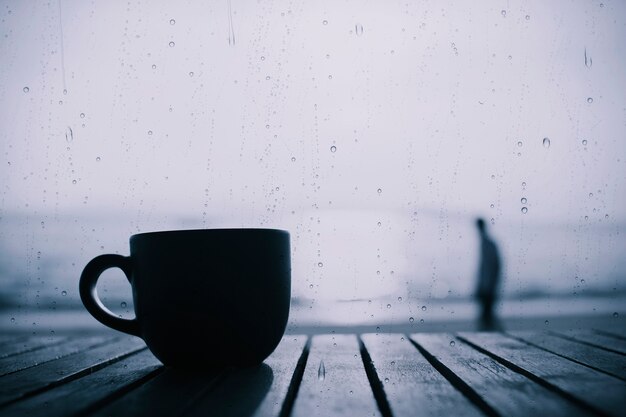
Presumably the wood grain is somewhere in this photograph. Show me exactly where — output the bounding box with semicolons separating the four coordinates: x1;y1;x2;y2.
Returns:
459;331;626;417
361;333;483;417
290;334;381;417
412;333;594;417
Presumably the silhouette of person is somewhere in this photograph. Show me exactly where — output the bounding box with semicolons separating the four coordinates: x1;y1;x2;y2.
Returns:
474;218;501;330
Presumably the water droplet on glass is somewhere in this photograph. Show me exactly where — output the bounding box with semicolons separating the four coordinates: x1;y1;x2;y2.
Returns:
61;290;67;296
355;23;363;36
522;181;527;187
318;360;326;381
330;145;336;153
120;301;127;308
96;156;101;162
398;296;402;302
309;283;313;289
152;64;157;69
72;179;77;185
386;303;391;309
589;192;593;197
521;197;527;204
582;139;588;146
377;188;382;194
189;72;194;77
543;137;551;148
409;317;414;323
450;340;456;347
10;317;15;323
420;318;424;323
421;305;427;311
501;10;506;17
517;141;523;147
65;126;73;142
169;41;175;47
169;18;175;25
613;312;619;318
80;113;85;118
491;174;495;180
490;204;495;208
544;320;549;325
525;15;530;20
587;97;593;103
322;20;328;25
318;262;323;267
291;156;296;162
148;130;153;135
23;86;29;93
260;56;265;61
521;207;528;214
384;377;389;383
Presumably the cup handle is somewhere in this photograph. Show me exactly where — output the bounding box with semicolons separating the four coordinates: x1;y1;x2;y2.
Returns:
79;254;141;337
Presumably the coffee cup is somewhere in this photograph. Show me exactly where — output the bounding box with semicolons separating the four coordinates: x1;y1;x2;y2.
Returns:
79;228;290;368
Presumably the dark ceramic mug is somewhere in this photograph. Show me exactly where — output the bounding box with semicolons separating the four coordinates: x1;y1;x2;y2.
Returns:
79;229;290;368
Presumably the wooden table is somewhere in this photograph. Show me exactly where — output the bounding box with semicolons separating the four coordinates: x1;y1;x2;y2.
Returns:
0;329;624;417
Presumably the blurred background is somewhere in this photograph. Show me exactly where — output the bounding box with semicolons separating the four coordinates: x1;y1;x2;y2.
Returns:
1;0;624;333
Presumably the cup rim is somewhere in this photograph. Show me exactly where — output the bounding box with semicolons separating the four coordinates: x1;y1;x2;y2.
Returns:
130;228;289;241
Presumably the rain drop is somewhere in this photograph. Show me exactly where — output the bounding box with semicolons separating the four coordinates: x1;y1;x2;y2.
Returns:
490;204;495;208
330;145;336;153
121;301;127;308
148;130;153;135
386;304;391;309
322;20;328;25
501;10;506;17
450;340;456;347
291;156;296;162
525;15;530;20
384;377;389;383
169;18;175;25
65;126;73;142
61;290;67;296
96;157;101;162
23;86;29;93
409;317;414;323
582;139;588;146
80;113;85;118
377;188;382;194
613;312;619;318
169;41;175;47
10;317;15;323
521;197;527;204
420;318;424;323
397;296;402;302
355;24;363;36
587;97;593;103
318;262;323;267
152;64;157;69
517;141;523;147
421;305;427;311
318;360;326;381
542;137;551;148
521;207;528;214
189;72;194;77
544;320;549;325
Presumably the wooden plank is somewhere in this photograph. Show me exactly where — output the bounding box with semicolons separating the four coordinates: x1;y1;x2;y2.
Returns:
0;336;111;376
553;330;626;355
0;336;146;406
182;335;308;417
290;334;381;417
459;331;626;417
0;336;67;360
595;328;626;342
361;333;483;417
89;368;220;417
0;349;161;417
411;333;594;417
510;331;626;381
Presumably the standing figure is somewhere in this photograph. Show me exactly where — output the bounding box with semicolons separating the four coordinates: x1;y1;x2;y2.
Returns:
475;218;501;330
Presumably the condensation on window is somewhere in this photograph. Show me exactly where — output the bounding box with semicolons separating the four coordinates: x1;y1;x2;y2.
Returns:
0;1;624;331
